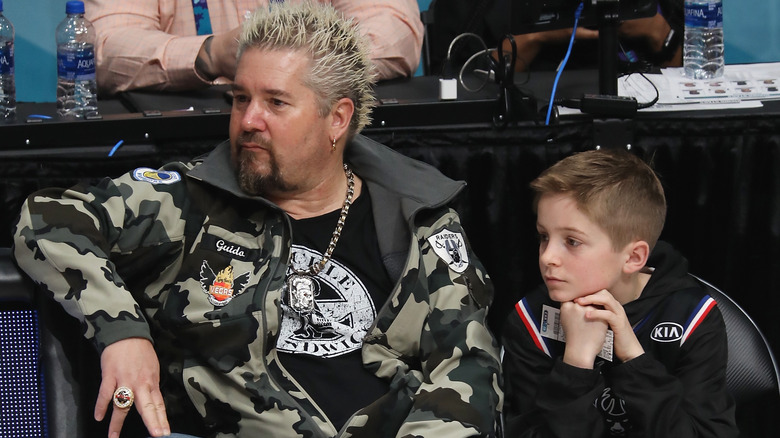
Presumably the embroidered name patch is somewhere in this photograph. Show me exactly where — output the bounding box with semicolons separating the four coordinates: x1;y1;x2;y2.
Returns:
200;234;260;262
427;228;470;273
132;167;181;185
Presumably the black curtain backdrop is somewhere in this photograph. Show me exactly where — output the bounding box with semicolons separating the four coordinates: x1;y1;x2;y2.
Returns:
368;117;780;436
2;112;779;435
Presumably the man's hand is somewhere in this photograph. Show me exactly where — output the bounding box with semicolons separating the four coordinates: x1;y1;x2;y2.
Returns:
560;300;609;369
618;13;669;53
619;13;683;67
196;27;242;82
508;27;599;71
94;337;170;438
574;290;645;363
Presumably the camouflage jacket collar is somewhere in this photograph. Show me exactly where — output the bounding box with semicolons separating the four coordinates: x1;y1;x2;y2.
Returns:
187;136;465;218
346;135;465;215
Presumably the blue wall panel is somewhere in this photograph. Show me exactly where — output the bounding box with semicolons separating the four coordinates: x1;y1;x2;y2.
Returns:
723;1;780;65
4;0;64;103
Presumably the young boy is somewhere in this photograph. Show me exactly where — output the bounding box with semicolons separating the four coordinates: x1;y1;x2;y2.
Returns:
501;149;738;437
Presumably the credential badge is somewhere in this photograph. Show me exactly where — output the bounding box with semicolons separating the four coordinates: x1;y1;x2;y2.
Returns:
427;228;470;273
132;167;181;185
199;261;251;306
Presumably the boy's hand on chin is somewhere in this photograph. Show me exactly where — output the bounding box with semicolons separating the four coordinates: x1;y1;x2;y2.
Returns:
560;300;609;369
574;290;645;362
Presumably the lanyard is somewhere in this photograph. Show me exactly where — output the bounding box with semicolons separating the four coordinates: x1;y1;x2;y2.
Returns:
193;0;289;35
192;0;213;35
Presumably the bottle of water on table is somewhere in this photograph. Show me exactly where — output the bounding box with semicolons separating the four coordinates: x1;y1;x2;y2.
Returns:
56;0;98;118
0;0;15;119
683;0;724;79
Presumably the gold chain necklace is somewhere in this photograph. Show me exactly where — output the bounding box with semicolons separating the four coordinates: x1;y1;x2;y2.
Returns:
286;163;354;314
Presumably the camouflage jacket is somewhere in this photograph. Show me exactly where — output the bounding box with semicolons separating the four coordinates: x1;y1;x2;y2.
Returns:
13;135;503;437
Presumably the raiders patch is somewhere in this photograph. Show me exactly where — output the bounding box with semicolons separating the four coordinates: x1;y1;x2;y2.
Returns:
132;167;181;185
427;228;470;273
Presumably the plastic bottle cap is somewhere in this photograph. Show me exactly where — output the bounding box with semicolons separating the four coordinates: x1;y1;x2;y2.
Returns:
66;1;85;14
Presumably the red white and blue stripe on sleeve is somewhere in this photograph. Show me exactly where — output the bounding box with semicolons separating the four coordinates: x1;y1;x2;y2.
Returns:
681;295;717;345
515;298;552;357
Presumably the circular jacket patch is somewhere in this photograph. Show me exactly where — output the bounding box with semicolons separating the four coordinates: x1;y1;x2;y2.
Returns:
132;167;181;184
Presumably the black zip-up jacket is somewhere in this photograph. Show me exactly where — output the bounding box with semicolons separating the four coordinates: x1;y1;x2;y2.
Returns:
502;241;737;437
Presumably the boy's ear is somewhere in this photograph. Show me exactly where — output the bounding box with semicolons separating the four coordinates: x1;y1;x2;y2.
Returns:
623;240;650;274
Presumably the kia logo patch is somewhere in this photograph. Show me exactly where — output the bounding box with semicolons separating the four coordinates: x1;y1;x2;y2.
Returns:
650;322;684;342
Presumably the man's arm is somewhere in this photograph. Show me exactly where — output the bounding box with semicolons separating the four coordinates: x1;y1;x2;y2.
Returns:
87;0;424;94
394;214;502;437
12;169;191;437
13;184;154;347
194;28;242;84
332;0;424;80
86;0;217;94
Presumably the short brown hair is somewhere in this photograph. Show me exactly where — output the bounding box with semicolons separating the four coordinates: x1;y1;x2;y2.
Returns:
530;149;667;250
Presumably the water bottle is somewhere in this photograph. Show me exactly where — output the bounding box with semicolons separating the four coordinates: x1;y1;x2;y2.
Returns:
56;1;98;118
0;0;15;119
683;0;724;79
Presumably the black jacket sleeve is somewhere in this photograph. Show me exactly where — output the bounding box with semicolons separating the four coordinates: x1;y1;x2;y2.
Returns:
609;306;738;438
502;309;607;437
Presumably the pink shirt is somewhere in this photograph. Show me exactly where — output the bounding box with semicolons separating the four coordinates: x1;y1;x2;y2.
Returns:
85;0;424;94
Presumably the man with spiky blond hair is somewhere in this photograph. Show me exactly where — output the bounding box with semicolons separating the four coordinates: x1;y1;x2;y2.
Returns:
13;3;502;437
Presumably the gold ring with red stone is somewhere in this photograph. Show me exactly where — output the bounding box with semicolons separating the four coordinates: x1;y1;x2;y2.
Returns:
113;386;134;409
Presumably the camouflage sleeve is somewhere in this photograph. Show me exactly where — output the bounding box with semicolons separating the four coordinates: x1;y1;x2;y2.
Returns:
12;164;192;352
396;209;503;437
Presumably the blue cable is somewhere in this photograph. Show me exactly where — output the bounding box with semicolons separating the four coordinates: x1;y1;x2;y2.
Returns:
108;140;124;157
546;2;585;125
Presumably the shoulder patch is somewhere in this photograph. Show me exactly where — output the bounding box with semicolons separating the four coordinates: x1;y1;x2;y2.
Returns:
427;228;470;273
132;167;181;185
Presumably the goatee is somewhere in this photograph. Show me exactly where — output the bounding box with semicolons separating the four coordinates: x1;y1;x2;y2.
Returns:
234;144;297;196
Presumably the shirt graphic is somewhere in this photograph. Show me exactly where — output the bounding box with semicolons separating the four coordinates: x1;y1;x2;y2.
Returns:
277;245;377;358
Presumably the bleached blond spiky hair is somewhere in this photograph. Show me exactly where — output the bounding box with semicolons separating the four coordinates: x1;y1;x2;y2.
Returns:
237;1;376;137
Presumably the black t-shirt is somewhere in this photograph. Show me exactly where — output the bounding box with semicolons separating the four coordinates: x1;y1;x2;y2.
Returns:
276;183;392;430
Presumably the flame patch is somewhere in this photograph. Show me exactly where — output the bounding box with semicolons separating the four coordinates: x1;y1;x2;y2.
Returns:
199;261;250;306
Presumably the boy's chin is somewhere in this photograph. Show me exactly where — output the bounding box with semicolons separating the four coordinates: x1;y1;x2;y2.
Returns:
548;289;576;303
547;287;590;303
